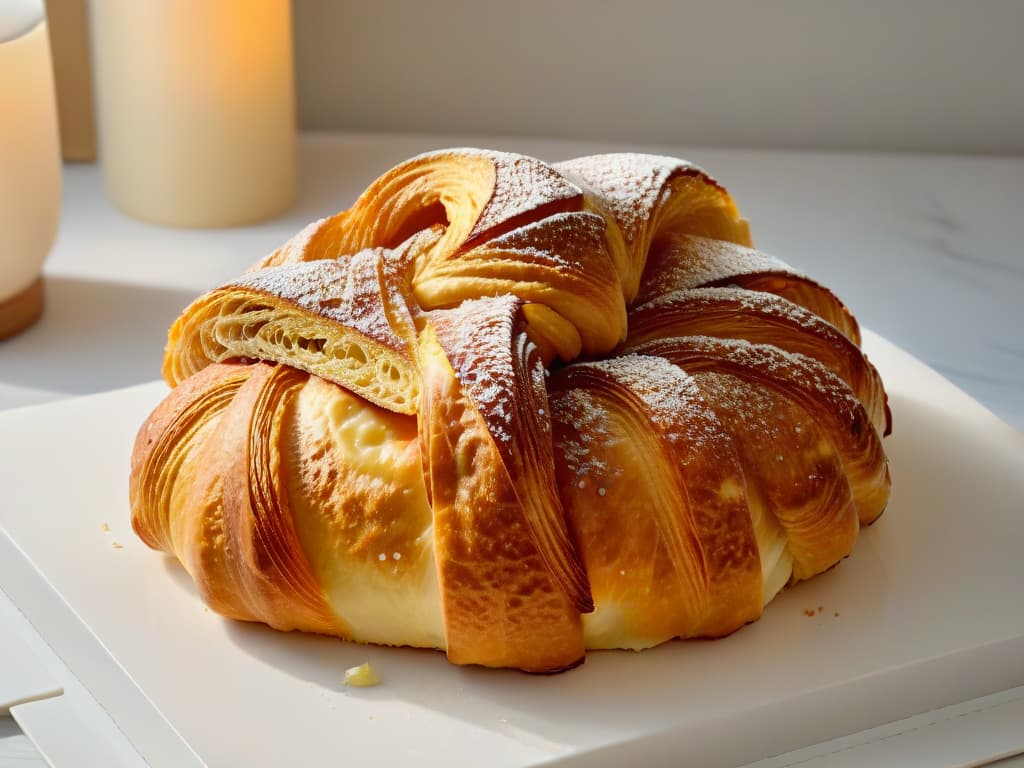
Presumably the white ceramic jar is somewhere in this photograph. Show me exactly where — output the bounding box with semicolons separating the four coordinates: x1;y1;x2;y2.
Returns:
0;0;61;339
88;0;297;228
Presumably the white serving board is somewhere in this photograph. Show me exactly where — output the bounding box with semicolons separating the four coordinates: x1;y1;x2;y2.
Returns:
1;331;1023;768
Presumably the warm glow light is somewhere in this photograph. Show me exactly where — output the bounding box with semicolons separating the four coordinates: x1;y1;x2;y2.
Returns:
89;0;296;227
0;18;60;302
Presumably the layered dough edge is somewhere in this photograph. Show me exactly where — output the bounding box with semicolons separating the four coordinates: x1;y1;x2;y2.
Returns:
130;149;892;671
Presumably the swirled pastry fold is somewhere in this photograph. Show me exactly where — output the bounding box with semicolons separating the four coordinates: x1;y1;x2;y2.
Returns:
630;336;890;526
131;148;893;673
549;355;760;649
639;234;861;343
626;287;890;435
553;154;752;301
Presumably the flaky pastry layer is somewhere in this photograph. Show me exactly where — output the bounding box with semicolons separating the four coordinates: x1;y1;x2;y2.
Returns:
133;149;892;672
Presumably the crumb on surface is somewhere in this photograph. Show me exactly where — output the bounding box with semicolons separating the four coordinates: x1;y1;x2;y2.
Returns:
804;609;815;618
344;661;381;687
834;611;840;618
111;541;124;549
101;522;110;533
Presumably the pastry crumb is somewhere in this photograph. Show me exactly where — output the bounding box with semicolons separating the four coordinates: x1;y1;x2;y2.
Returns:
834;611;840;618
111;541;124;549
100;522;111;533
804;608;815;618
344;661;381;687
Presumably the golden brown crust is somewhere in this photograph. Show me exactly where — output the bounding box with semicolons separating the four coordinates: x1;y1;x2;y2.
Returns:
163;249;420;414
690;373;859;582
131;362;345;633
553;155;752;301
631;337;891;526
425;297;592;614
130;363;254;553
217;363;342;634
639;234;861;344
415;212;626;360
419;321;584;671
132;148;893;672
626;287;890;436
549;355;761;647
254;150;624;362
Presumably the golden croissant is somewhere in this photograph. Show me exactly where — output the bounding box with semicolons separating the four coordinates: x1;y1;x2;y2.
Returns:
130;149;891;672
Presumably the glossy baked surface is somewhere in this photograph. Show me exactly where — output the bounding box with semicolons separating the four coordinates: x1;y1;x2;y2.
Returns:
132;149;891;671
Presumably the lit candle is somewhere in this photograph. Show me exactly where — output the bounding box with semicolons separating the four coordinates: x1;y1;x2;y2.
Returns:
0;0;61;339
89;0;297;227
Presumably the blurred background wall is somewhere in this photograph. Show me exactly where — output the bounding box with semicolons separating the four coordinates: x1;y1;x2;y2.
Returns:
292;0;1023;153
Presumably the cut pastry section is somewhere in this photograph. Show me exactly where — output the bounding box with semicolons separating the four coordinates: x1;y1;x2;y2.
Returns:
258;149;628;360
132;147;893;674
164;248;419;414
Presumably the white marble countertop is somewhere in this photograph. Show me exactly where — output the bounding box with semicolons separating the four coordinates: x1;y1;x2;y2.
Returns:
0;132;1021;766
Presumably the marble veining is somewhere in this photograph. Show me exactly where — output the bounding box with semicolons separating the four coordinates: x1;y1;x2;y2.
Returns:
932;363;1024;391
928;232;1024;280
995;343;1024;361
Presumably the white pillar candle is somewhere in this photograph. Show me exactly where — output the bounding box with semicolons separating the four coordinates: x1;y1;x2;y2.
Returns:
0;0;61;338
89;0;297;227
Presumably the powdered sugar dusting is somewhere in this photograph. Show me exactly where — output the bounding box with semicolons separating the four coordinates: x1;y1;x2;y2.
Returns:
625;286;879;418
554;154;704;245
632;286;826;333
231;249;402;349
635;335;864;421
637;234;797;303
696;372;780;448
523;333;553;441
432;295;519;446
471;211;607;272
257;217;326;269
549;386;611;480
409;149;582;242
485;152;581;230
233;257;348;306
342;249;398;342
583;355;720;450
157;146;892;651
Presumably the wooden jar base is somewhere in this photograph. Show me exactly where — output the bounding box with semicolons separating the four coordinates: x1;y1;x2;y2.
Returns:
0;277;44;340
